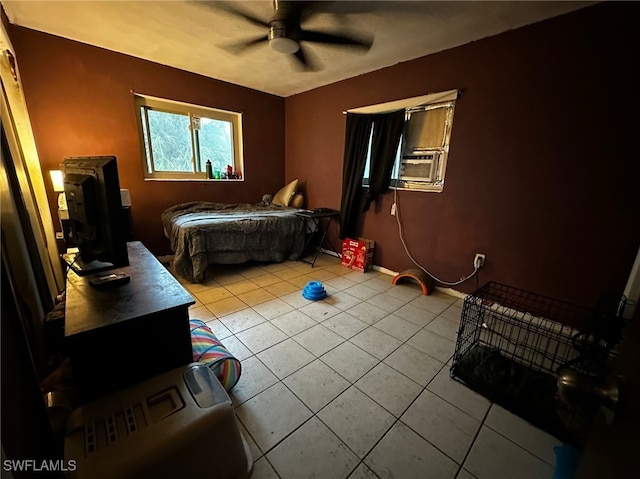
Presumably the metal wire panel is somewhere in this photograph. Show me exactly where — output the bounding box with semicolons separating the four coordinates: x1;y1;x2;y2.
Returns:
450;282;626;447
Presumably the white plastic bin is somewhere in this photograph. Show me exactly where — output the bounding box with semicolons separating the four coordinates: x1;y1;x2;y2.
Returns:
64;363;252;479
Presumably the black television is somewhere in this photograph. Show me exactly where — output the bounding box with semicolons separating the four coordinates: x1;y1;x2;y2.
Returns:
61;156;129;275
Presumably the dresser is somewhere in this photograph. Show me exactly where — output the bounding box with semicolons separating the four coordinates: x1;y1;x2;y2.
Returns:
64;241;194;402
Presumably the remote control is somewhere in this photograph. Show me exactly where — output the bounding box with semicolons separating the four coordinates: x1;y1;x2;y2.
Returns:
88;272;130;289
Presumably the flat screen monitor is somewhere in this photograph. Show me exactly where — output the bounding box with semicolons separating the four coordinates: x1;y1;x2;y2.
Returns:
61;156;129;275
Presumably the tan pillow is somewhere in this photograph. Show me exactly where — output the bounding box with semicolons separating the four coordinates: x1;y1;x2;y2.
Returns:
272;179;298;207
290;193;304;209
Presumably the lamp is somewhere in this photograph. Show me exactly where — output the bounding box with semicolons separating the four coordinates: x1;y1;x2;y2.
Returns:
49;170;68;217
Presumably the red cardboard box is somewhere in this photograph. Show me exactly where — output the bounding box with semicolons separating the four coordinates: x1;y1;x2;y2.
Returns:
341;238;375;273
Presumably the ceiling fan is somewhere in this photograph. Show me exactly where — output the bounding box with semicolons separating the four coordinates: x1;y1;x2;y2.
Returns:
217;0;374;70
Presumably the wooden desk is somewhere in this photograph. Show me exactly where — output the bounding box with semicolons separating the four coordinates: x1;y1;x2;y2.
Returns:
64;241;195;401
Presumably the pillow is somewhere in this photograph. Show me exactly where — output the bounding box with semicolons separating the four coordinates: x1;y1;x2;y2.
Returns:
290;193;304;209
272;179;298;207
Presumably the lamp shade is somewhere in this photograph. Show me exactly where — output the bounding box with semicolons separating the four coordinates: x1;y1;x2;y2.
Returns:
49;170;65;192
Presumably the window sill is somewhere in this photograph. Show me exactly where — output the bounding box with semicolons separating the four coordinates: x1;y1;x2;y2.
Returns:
361;183;443;193
144;178;245;182
393;185;443;193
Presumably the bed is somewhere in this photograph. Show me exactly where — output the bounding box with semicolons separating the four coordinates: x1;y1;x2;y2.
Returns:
162;201;306;283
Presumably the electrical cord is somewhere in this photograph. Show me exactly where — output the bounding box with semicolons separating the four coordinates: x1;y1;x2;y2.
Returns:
393;187;479;286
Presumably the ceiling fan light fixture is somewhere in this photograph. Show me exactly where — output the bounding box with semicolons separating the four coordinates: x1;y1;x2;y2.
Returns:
222;2;373;70
269;36;299;54
268;20;299;54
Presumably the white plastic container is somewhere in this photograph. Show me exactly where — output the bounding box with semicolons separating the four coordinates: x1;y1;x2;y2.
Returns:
64;363;252;479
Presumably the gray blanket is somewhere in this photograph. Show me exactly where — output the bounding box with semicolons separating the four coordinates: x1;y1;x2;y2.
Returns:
161;202;305;283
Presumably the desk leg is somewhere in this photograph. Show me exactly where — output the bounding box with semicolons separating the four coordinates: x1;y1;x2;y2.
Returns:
298;216;338;268
299;218;320;267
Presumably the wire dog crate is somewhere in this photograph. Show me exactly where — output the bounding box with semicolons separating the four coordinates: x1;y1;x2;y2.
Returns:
450;282;626;447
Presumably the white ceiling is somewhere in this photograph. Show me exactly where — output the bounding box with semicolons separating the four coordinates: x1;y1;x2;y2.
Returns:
2;1;595;97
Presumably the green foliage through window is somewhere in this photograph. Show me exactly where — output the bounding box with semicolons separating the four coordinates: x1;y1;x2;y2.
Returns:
135;94;243;180
146;109;192;172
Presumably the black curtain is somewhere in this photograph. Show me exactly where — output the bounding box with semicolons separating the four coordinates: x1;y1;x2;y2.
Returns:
362;109;405;211
339;113;374;239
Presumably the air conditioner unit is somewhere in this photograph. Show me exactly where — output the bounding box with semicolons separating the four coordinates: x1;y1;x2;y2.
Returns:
399;153;439;182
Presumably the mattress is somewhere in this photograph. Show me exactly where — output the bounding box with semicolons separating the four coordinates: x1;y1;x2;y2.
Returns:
161;202;305;283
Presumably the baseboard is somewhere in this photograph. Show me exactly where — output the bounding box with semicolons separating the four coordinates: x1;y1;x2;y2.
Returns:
318;249;468;299
372;264;397;277
374;264;467;299
319;248;341;258
156;254;174;265
435;286;467;299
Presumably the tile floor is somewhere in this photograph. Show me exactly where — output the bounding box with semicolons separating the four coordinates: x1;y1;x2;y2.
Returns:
171;254;562;479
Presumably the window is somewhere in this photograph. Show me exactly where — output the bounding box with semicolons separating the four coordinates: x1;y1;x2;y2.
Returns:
134;94;244;180
361;90;457;192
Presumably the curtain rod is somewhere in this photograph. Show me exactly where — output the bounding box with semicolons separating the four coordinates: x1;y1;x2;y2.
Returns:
342;89;459;115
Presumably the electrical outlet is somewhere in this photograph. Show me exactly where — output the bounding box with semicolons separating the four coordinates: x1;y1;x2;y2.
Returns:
55;232;64;240
391;203;396;216
474;253;486;269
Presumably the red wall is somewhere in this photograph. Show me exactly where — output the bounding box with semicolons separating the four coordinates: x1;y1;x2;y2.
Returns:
285;2;640;307
7;3;639;307
8;26;285;255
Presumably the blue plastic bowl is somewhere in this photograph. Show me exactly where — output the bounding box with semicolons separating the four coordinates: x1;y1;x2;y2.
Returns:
302;281;327;300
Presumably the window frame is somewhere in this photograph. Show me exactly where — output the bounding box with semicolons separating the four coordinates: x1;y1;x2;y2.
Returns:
397;100;456;192
361;92;457;193
134;94;244;181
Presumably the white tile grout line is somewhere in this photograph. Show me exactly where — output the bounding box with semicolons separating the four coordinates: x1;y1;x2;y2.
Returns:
231;314;474;477
453;404;492;479
254;356;463;474
180;260;547;478
481;418;559;468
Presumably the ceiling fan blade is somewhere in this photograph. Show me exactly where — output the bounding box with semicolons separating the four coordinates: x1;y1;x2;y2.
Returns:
292;44;319;72
216;2;270;29
301;30;373;50
223;35;268;55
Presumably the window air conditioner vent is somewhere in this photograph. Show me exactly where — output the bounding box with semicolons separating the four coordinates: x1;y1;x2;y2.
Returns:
399;153;439;182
